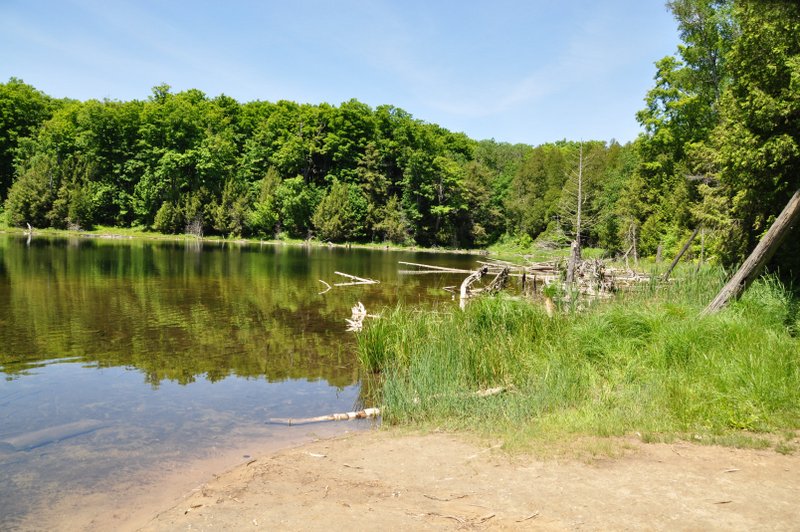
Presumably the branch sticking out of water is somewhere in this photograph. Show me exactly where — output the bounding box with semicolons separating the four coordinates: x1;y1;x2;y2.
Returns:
333;271;379;286
318;272;379;294
318;280;332;294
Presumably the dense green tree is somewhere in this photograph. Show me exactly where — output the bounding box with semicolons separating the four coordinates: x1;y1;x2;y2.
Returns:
0;78;59;199
246;167;281;237
275;176;320;238
373;194;413;245
634;0;735;254
505;144;567;239
152;200;183;234
212;178;249;237
712;0;800;270
4;152;58;227
312;180;368;242
592;143;641;252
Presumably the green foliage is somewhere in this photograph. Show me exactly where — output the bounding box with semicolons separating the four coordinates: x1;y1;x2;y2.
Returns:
152;200;183;234
0;82;639;251
275;176;320;238
505;143;566;239
212;178;249;237
312;180;367;242
373;195;413;245
246;167;280;237
4;152;57;227
0;78;60;199
632;0;799;279
358;274;800;444
712;0;800;270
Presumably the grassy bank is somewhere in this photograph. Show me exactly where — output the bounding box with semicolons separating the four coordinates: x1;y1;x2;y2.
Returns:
357;270;800;452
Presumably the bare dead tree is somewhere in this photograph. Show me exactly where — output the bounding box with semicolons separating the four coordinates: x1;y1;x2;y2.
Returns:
562;143;596;284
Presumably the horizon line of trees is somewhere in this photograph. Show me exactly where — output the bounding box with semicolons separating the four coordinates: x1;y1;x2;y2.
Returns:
1;0;798;278
0;78;637;251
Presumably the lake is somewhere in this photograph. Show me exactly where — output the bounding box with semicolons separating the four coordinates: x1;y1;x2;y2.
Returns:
0;235;479;530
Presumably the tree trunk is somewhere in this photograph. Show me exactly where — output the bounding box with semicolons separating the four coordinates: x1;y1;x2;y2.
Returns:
703;188;800;315
662;226;701;281
566;240;581;284
567;144;584;285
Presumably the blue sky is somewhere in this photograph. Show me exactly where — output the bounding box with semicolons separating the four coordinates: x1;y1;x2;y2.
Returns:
1;0;679;146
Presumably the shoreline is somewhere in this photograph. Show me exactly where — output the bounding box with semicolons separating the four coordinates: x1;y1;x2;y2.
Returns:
134;428;800;531
0;226;489;257
16;422;372;532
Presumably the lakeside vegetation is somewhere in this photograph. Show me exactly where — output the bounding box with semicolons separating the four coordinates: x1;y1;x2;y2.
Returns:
358;272;800;452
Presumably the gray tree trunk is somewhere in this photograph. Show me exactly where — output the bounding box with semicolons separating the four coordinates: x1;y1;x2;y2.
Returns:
566;144;584;285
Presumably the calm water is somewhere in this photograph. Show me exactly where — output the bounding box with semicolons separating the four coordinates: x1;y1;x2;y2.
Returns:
0;235;479;529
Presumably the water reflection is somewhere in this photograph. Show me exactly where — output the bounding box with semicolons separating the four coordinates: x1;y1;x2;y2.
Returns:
0;235;479;528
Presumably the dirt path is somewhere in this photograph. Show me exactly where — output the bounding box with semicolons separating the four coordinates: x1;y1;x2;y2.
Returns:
139;430;799;531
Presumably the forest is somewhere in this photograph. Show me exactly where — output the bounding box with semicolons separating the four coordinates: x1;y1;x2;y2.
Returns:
0;0;798;277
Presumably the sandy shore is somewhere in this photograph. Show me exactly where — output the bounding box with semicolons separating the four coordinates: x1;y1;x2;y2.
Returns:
121;429;800;531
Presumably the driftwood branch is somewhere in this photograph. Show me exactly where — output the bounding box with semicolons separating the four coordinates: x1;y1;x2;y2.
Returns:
345;301;380;332
398;261;472;274
318;271;379;294
268;407;380;426
333;271;378;286
413;384;516;404
704;188;800;315
460;266;489;310
318;280;332;294
474;385;514;397
485;267;510;295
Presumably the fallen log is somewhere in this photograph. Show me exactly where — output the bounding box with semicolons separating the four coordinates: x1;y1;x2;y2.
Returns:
0;419;107;451
704;188;800;315
267;407;380;425
398;269;473;275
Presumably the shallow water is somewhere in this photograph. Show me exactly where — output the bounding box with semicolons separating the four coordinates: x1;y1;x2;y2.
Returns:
0;235;478;529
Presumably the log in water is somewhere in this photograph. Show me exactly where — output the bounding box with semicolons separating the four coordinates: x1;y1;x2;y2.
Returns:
0;419;106;451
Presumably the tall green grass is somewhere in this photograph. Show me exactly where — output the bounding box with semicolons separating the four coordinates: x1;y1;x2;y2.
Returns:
357;270;800;449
